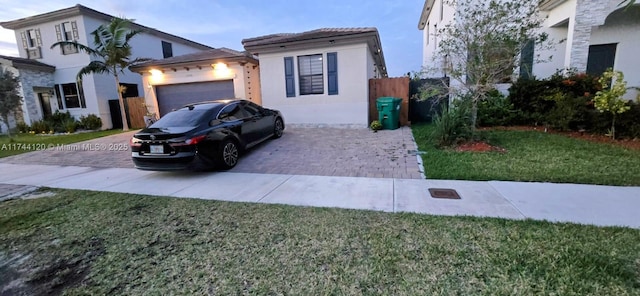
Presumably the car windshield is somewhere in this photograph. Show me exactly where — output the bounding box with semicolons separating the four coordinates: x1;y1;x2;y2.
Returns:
150;109;209;128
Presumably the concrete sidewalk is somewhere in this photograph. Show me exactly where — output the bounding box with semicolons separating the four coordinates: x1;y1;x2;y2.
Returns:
1;163;638;229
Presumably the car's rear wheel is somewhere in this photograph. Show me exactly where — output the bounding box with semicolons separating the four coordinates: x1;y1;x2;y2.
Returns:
217;139;239;169
273;118;284;139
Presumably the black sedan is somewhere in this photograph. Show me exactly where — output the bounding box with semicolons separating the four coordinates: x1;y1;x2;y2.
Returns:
130;99;284;171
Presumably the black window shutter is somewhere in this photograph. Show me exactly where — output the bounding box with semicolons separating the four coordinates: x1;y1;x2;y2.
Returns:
284;57;295;97
519;39;534;80
53;84;64;109
77;80;86;108
327;52;338;95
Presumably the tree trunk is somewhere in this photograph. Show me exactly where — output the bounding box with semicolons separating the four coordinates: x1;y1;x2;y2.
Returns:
470;94;479;134
1;114;11;137
611;114;616;140
114;74;129;131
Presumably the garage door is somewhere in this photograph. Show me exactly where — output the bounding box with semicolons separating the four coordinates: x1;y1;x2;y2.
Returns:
156;80;234;116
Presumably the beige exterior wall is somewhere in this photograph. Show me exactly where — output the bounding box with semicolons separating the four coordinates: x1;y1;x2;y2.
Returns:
257;43;371;126
138;61;259;116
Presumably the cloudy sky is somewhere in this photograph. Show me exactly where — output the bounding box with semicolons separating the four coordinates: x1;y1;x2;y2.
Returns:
0;0;425;77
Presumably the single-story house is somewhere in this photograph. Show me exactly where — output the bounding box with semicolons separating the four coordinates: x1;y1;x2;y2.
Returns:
0;55;55;133
129;48;261;117
242;28;388;127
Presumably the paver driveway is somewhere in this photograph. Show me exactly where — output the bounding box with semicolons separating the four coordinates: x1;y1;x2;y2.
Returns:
0;127;423;179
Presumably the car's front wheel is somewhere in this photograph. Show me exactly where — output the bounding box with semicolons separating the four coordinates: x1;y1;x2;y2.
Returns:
273;118;284;139
217;139;239;169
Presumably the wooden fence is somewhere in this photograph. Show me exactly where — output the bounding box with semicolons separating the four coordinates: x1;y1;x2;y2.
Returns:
368;77;410;126
124;97;147;129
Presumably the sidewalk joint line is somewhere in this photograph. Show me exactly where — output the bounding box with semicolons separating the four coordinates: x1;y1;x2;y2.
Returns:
392;178;396;213
257;174;294;202
487;181;526;219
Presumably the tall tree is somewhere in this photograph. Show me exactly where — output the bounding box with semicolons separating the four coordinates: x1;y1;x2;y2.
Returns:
0;68;23;137
51;17;149;131
432;0;549;131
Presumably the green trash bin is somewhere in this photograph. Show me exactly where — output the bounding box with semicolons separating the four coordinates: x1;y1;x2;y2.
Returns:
376;97;402;130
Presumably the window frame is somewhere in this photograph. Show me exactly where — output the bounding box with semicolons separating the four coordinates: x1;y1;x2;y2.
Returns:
59;82;86;109
162;41;173;58
61;22;73;41
297;54;324;95
26;29;37;48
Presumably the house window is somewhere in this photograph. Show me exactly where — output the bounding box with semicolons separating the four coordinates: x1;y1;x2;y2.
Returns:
55;21;79;55
59;83;86;109
26;29;37;47
62;22;73;40
298;54;324;95
21;29;42;59
119;83;139;98
162;41;173;58
586;43;617;77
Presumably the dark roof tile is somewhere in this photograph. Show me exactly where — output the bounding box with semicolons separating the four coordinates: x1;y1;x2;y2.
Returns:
131;48;256;69
242;27;378;47
0;54;55;72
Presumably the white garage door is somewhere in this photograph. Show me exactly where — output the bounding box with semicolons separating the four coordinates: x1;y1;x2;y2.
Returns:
156;80;234;116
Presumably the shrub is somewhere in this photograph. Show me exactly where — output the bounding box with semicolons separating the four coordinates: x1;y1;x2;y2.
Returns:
593;70;630;139
508;77;554;125
48;111;75;132
79;114;102;130
64;119;77;133
15;121;30;133
477;90;516;127
30;120;51;134
509;71;601;127
431;98;473;147
369;120;382;131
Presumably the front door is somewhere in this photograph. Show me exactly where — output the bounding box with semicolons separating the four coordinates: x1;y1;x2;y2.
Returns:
38;92;52;118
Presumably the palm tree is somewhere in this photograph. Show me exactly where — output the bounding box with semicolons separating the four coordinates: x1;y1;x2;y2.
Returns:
51;17;150;131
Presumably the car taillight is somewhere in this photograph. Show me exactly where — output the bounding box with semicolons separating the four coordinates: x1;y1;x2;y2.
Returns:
130;137;142;147
185;135;206;145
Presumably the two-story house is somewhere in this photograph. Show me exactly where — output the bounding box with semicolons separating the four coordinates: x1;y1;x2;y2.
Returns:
417;0;639;99
0;4;212;130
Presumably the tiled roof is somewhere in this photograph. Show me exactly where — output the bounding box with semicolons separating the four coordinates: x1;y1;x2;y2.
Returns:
1;4;212;50
0;54;55;72
130;48;256;70
242;28;379;47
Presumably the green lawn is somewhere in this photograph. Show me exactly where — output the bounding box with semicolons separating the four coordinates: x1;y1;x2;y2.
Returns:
412;124;640;186
0;130;123;158
1;189;639;295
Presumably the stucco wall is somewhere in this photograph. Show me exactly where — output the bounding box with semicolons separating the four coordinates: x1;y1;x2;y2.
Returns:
257;43;370;126
591;7;640;99
10;14;208;129
139;62;258;116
